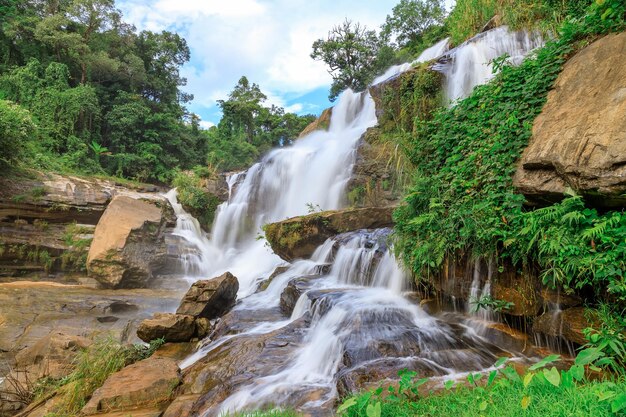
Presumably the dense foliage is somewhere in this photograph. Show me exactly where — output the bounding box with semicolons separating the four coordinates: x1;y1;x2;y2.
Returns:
0;1;315;181
446;0;595;45
394;0;626;306
207;76;316;170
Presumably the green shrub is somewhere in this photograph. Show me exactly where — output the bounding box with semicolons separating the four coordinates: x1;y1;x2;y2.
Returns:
172;169;221;229
0;99;35;167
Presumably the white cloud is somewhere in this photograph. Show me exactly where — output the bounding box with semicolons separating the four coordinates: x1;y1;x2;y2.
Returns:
118;0;401;122
199;120;215;129
284;103;303;113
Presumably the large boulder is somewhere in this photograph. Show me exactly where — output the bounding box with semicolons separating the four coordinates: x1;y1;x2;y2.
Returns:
176;272;239;319
136;313;196;343
263;206;395;261
82;356;180;415
514;32;626;207
87;195;173;288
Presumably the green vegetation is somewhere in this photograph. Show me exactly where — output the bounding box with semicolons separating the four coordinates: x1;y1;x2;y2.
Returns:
0;1;314;182
206;76;316;171
394;0;626;307
339;350;626;417
172;169;221;229
34;336;165;416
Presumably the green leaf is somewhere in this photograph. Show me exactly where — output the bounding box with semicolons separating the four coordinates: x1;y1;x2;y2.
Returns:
487;370;498;387
569;364;585;382
575;348;605;366
523;372;534;388
479;401;488;411
337;398;357;414
494;357;508;368
444;380;456;390
521;396;531;410
529;354;561;371
611;393;626;413
543;367;561;387
366;402;381;417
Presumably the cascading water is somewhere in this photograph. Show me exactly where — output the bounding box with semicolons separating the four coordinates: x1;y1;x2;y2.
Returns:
371;37;450;85
435;26;544;102
164;30;549;416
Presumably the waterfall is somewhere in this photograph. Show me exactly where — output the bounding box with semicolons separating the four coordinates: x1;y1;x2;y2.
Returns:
163;30;548;416
371;37;450;85
436;26;544;102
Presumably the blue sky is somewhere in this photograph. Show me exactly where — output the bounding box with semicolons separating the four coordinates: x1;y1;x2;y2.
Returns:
117;0;406;127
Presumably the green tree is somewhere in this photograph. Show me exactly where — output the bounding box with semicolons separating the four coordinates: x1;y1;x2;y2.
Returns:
0;99;35;167
382;0;446;49
217;76;267;143
311;19;382;101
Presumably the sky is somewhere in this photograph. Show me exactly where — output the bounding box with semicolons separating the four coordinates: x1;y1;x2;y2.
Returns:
117;0;406;127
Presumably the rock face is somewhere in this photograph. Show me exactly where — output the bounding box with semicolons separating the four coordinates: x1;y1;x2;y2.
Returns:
264;206;395;261
87;195;173;289
0;172;163;279
137;313;196;343
176;272;239;319
82;356;180;415
514;32;626;207
298;107;332;138
346;128;404;208
533;307;599;346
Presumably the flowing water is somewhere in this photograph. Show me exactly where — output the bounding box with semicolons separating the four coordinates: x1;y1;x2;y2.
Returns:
165;28;548;416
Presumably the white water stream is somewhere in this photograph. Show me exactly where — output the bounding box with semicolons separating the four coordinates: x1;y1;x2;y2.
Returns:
164;27;545;416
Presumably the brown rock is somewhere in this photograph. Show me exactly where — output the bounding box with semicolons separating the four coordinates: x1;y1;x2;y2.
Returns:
87;195;172;288
533;307;599;346
14;332;91;379
263;206;395;261
298;107;332;138
194;317;213;339
162;394;201;417
137;313;196;343
82;356;180;414
176;272;239;319
514;32;626;207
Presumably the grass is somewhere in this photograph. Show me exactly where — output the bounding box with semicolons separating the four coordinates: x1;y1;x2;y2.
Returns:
30;336;165;416
342;377;626;417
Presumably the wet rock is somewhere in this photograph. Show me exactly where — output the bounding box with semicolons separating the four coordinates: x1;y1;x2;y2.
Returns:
540;288;582;308
137;313;196;343
264;207;395;261
153;343;196;361
533;307;599;346
178;317;308;414
162;394;201;417
256;265;290;293
87;195;173;289
279;276;317;316
176;272;239;319
298;107;332;138
514;32;626;208
82;356;180;414
481;322;529;353
337;358;440;398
